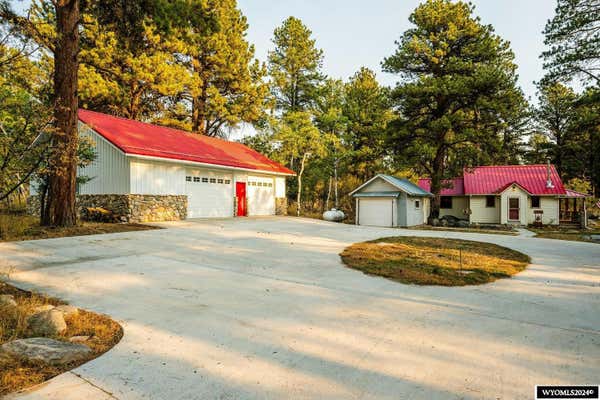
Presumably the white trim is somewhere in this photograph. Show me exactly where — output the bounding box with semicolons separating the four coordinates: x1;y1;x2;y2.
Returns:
127;154;295;177
349;174;431;196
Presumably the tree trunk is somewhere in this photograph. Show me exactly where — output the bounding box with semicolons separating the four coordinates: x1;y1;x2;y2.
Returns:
325;176;332;210
296;152;309;217
429;149;445;222
43;0;79;227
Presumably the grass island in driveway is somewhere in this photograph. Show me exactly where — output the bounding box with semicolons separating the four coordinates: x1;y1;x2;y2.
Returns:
340;236;530;286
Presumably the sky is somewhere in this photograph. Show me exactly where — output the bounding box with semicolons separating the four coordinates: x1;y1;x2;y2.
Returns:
238;0;556;102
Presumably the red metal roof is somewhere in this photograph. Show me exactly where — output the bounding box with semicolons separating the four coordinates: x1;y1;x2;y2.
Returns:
417;178;464;196
78;109;295;175
463;165;565;195
418;165;566;196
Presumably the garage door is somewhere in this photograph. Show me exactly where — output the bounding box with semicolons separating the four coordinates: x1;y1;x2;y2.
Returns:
185;169;233;218
247;176;275;216
358;198;394;227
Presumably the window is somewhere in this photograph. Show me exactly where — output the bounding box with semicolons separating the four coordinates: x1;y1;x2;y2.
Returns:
224;179;231;184
193;177;200;182
217;179;224;184
485;196;495;208
202;177;208;183
415;200;420;209
258;182;263;186
209;178;216;183
531;196;540;208
186;176;192;182
440;196;452;209
268;183;273;187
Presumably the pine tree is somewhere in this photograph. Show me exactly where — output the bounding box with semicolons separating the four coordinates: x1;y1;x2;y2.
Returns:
268;17;324;112
382;0;527;219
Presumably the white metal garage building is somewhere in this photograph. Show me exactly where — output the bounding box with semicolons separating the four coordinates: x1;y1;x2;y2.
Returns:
74;109;294;218
350;174;432;227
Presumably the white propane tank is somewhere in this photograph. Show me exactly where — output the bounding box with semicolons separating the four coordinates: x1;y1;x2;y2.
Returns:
323;208;345;222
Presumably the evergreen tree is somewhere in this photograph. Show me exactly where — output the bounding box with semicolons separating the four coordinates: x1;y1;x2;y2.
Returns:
542;0;600;85
174;0;269;136
268;17;324;112
382;0;527;219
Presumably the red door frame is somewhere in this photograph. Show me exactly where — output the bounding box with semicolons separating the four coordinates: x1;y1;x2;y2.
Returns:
236;182;247;216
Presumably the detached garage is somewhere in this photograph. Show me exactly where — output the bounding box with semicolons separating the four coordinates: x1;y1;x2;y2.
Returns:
46;109;294;222
350;174;432;227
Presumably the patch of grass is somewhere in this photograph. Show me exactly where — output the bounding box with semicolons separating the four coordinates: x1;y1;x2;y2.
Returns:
0;213;158;242
340;236;530;286
0;282;123;396
408;225;518;235
529;227;600;244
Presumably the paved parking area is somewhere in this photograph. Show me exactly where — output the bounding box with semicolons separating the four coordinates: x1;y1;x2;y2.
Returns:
1;217;598;399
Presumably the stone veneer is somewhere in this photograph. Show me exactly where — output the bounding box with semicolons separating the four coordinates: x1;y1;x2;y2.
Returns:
27;194;187;223
275;197;288;216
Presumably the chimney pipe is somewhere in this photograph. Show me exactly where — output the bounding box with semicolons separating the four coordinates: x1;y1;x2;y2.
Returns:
546;160;554;189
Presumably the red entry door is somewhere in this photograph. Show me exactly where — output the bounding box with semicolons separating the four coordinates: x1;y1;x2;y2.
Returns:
236;182;246;216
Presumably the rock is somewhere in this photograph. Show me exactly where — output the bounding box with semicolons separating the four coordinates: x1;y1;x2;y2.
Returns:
431;218;440;227
55;304;79;318
440;219;448;227
457;220;470;228
33;304;55;313
0;294;17;307
1;337;91;365
27;309;67;336
69;335;90;343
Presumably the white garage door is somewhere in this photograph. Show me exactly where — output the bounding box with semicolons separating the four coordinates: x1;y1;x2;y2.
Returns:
247;176;275;216
358;198;394;227
185;169;233;218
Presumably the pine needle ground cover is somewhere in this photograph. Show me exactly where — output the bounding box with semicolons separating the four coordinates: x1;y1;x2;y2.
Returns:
0;282;123;396
340;237;530;286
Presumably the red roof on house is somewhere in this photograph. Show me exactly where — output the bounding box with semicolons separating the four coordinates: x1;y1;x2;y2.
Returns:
417;178;464;196
417;165;567;196
78;109;295;175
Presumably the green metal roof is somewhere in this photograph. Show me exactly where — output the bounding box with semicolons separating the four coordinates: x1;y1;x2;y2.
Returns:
379;175;433;196
353;191;401;198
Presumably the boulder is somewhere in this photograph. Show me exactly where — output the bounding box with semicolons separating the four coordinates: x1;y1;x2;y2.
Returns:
55;304;79;318
457;220;470;228
33;304;55;313
440;219;448;227
69;335;90;344
27;309;67;336
0;294;17;308
1;337;91;365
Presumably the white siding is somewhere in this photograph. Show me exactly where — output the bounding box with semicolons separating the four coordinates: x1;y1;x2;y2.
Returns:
406;196;427;226
129;158;185;195
439;196;469;219
528;196;559;225
362;178;397;192
78;124;130;194
247;175;276;215
470;196;500;224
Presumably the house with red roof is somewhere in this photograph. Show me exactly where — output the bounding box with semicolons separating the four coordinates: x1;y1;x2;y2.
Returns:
418;164;587;226
31;110;294;221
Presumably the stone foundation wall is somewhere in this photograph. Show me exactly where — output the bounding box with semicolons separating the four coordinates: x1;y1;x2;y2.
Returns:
275;197;288;216
27;194;187;223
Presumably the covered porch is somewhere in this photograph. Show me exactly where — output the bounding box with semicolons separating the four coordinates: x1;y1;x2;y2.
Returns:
559;190;589;228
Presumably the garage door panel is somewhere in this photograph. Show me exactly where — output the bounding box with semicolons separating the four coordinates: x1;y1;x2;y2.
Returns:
359;198;394;227
247;176;275;216
186;169;233;218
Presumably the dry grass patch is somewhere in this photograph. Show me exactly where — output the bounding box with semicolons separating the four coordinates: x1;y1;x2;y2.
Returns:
0;213;158;242
529;227;600;244
409;225;517;235
340;237;530;286
0;282;123;396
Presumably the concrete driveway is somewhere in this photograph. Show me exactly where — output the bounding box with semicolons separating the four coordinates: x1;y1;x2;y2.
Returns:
1;217;598;400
